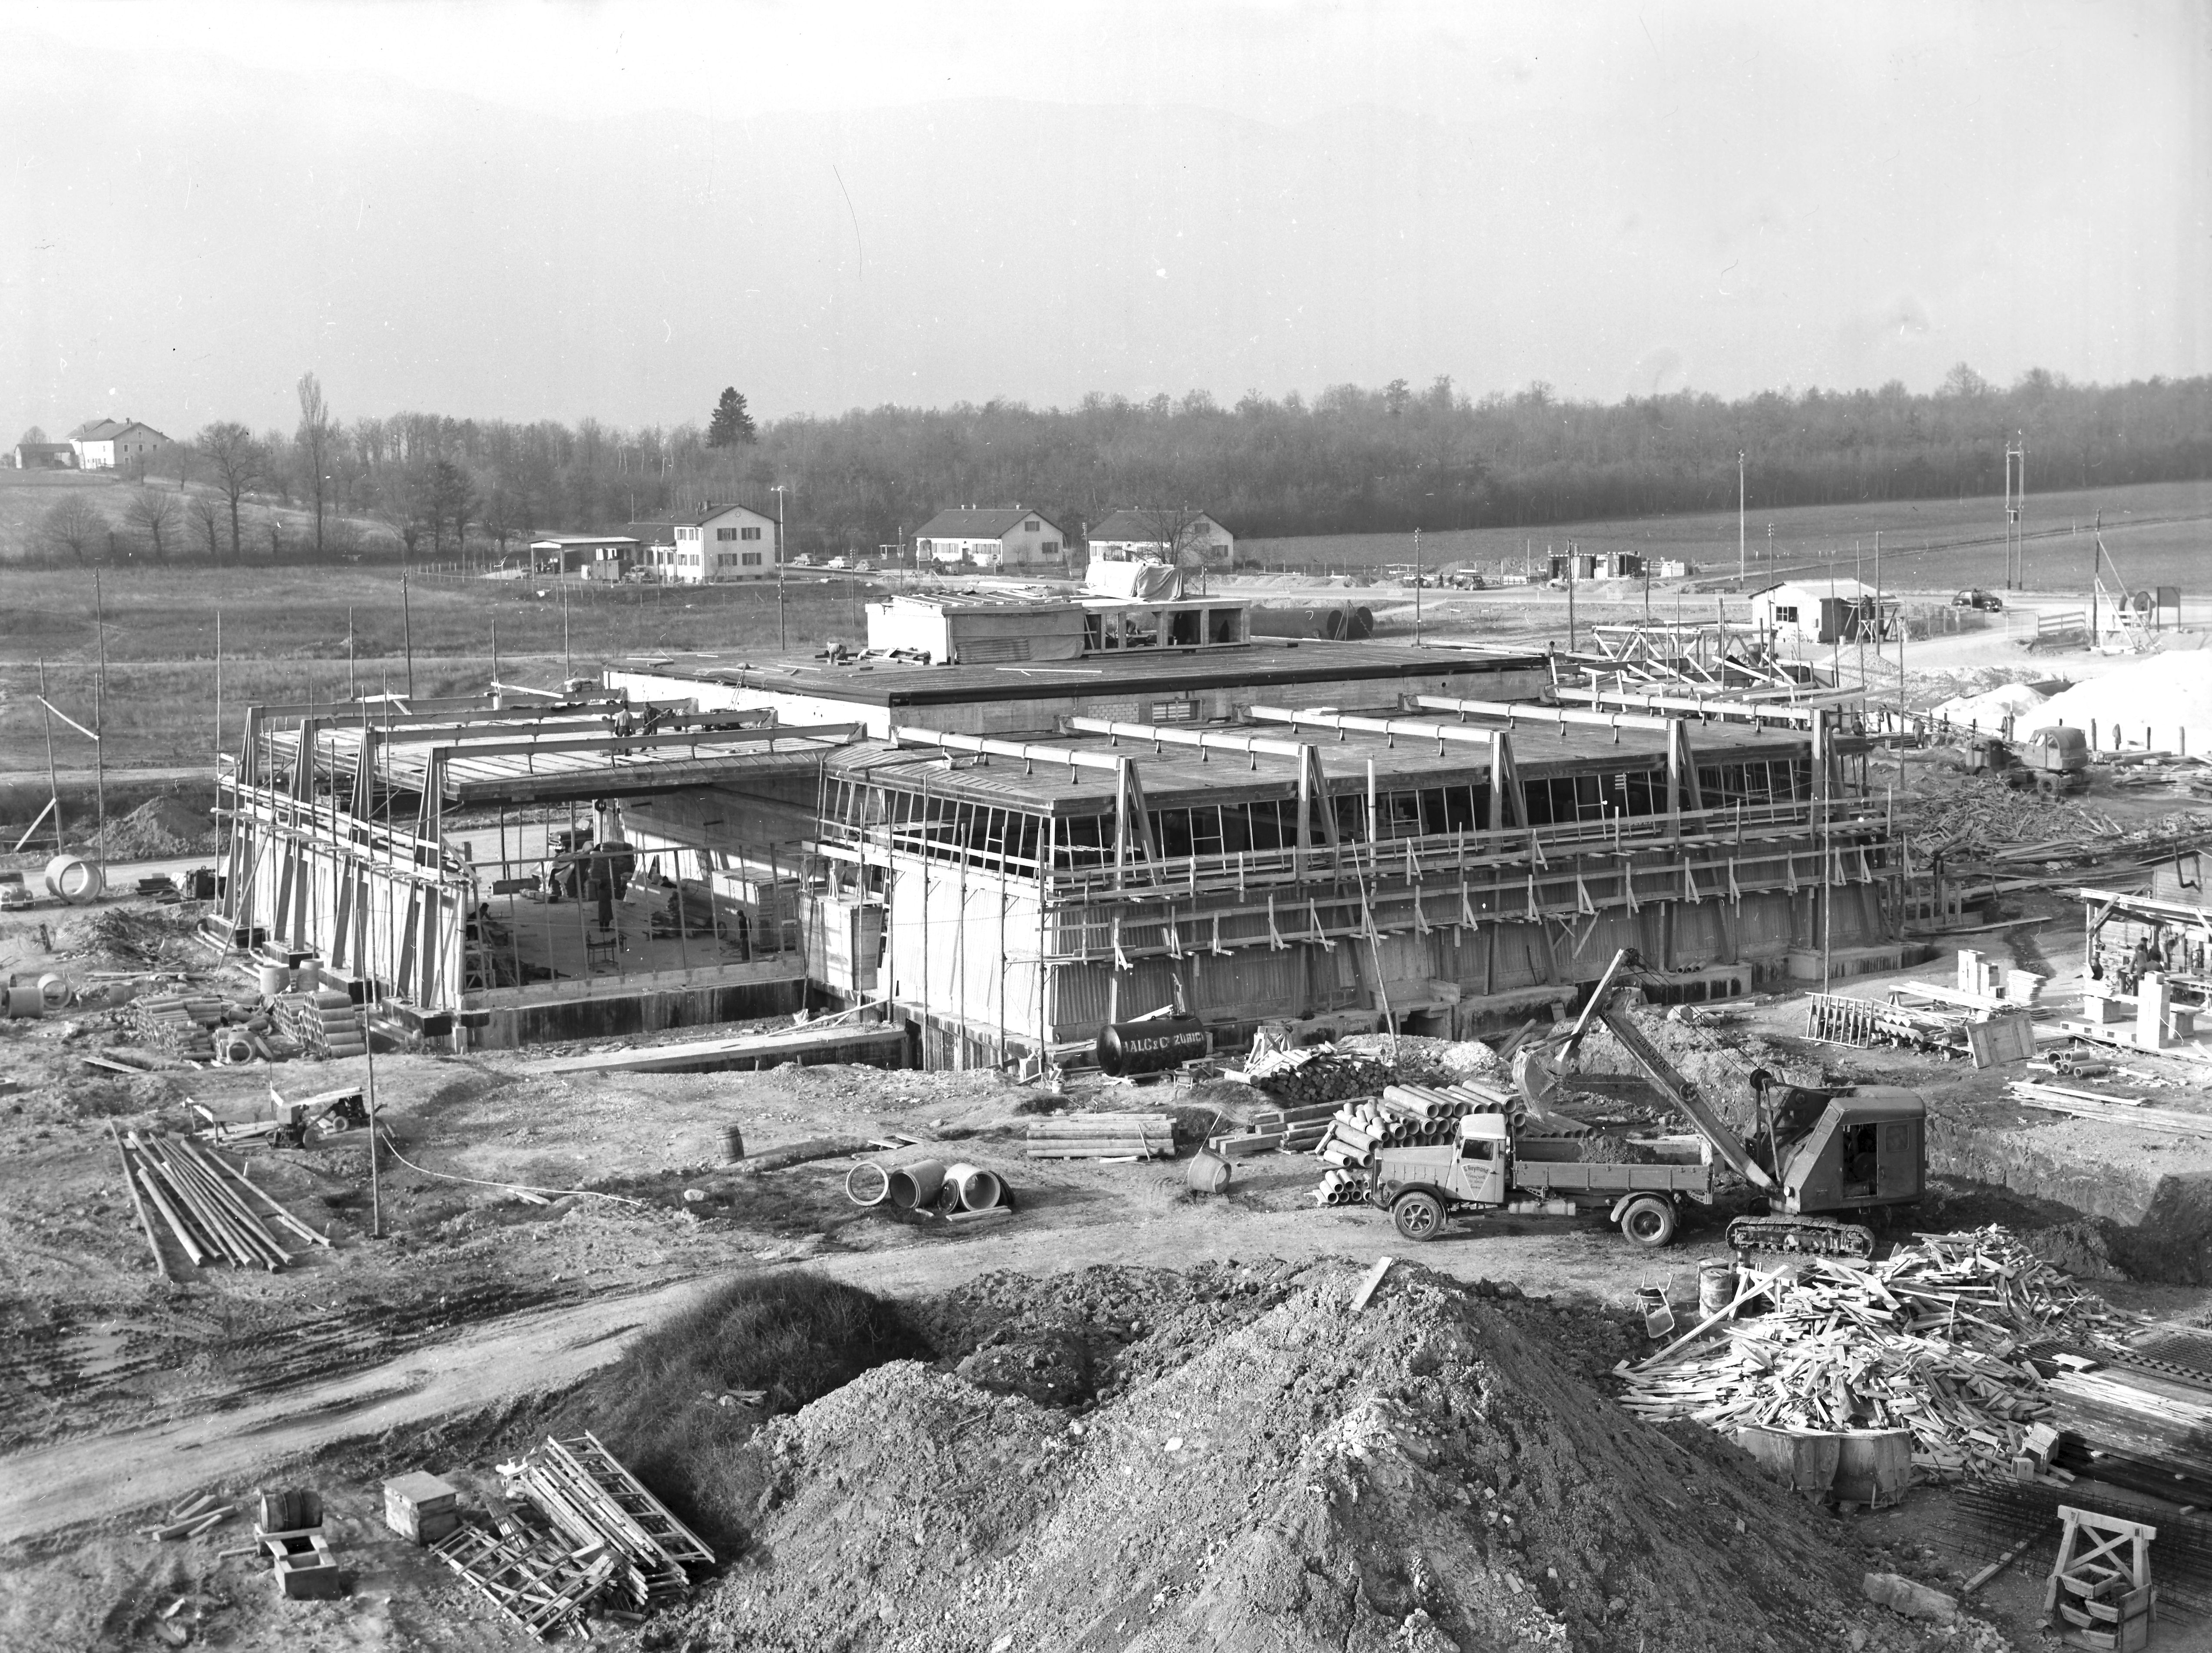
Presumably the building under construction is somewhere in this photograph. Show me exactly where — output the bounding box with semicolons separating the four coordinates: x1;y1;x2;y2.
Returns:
209;589;1904;1065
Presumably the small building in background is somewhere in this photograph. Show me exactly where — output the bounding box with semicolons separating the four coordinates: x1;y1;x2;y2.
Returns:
10;442;76;470
1750;577;1892;647
664;502;781;582
530;534;640;578
68;418;172;472
1087;508;1235;568
1547;549;1645;581
914;505;1066;571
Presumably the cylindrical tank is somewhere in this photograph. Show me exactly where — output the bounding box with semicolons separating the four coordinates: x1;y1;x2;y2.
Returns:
1248;603;1354;641
1096;1016;1209;1077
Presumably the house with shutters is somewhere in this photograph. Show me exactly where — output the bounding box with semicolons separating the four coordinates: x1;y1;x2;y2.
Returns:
659;502;781;583
1086;508;1235;568
913;504;1066;571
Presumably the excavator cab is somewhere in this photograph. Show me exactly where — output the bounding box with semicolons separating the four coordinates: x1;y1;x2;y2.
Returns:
1772;1090;1925;1215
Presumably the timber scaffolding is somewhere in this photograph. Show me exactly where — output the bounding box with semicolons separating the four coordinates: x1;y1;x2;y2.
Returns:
209;693;859;1050
811;689;1908;1072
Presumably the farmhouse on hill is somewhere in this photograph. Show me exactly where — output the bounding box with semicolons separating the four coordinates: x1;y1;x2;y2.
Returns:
68;418;172;472
914;504;1066;571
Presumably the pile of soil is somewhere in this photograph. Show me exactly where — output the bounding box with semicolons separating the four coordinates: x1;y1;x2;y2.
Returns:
1339;1031;1506;1085
686;1260;1985;1652
1565;1004;1826;1135
87;795;216;859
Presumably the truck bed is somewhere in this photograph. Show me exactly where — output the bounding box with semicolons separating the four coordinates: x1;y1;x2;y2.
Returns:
1511;1159;1711;1196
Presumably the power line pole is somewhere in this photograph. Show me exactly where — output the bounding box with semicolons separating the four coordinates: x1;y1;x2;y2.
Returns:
2004;433;2027;591
1413;527;1423;645
1737;450;1746;586
772;484;789;653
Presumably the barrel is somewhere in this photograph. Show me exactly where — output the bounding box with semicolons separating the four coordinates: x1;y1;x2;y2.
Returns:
1184;1149;1232;1195
885;1161;945;1211
43;855;103;903
941;1163;1003;1212
1096;1016;1209;1077
1698;1259;1739;1319
2;985;43;1020
1831;1429;1911;1508
723;1123;746;1162
258;964;291;998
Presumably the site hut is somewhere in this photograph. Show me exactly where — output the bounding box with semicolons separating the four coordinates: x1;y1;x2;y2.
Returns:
854;589;1254;668
10;441;77;470
530;535;640;579
913;505;1067;572
1087;508;1237;569
660;503;781;582
67;418;172;472
1548;549;1645;581
606;590;1899;1073
209;693;868;1051
1750;578;1894;649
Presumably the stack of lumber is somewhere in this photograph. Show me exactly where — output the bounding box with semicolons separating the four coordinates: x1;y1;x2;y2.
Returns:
1243;1046;1392;1106
1207;1100;1337;1158
1024;1113;1175;1159
430;1521;615;1640
1615;1227;2136;1483
273;989;367;1059
113;1126;327;1274
495;1433;714;1614
124;993;226;1060
2006;1079;2212;1139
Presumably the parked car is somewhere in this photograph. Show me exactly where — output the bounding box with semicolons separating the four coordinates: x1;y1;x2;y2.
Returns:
1953;588;2004;611
826;555;850;570
792;553;814;566
852;559;874;573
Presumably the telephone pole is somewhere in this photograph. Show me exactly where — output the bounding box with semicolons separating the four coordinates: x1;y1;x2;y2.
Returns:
1737;450;1747;586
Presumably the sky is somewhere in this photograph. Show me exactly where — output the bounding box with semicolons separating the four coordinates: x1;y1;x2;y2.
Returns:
2;0;2205;438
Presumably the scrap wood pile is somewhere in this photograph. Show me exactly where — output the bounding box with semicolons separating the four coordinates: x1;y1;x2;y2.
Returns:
1207;1099;1337;1158
431;1433;713;1639
1897;775;2121;862
273;988;367;1059
1024;1113;1175;1159
1310;1082;1520;1207
124;992;226;1059
1804;992;1973;1058
1616;1227;2135;1483
112;1125;328;1275
1240;1044;1391;1105
85;906;199;967
2005;1078;2212;1139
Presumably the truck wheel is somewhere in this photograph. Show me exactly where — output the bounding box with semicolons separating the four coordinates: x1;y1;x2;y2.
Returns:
1392;1190;1446;1242
1618;1197;1677;1248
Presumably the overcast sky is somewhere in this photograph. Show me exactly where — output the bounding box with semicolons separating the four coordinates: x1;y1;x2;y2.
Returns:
3;0;2204;437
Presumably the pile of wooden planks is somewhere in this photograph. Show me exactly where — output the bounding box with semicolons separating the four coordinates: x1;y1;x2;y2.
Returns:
1025;1113;1176;1159
112;1125;327;1275
125;993;226;1060
2007;1080;2212;1139
496;1434;714;1614
1207;1100;1338;1158
273;989;367;1060
429;1521;617;1640
1616;1227;2137;1483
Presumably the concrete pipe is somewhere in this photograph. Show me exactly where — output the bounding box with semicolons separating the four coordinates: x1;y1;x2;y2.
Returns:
295;959;321;994
257;964;292;999
941;1162;1003;1212
36;974;72;1012
884;1160;945;1211
216;1030;254;1065
1347;606;1375;640
43;855;103;903
1185;1150;1232;1196
845;1162;892;1208
3;985;44;1020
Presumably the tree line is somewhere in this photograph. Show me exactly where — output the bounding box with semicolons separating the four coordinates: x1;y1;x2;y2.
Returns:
23;365;2212;565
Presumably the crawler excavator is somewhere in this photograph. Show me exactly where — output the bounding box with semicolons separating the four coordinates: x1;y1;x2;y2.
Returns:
1513;950;1928;1259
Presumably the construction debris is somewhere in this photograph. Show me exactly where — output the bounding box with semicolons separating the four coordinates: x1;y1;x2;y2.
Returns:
1023;1113;1174;1159
2008;1080;2212;1138
431;1433;714;1639
1616;1228;2136;1485
115;1127;325;1272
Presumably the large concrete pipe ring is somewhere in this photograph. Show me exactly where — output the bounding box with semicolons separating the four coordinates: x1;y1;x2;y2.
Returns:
941;1162;1003;1212
884;1160;945;1211
845;1162;893;1208
36;974;72;1011
2;986;44;1019
1348;605;1375;640
43;856;103;903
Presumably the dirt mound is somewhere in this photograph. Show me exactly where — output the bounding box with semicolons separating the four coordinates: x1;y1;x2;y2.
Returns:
1339;1031;1505;1084
87;795;215;859
691;1260;1959;1652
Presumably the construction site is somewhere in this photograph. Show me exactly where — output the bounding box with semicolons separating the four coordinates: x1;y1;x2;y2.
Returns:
8;564;2212;1653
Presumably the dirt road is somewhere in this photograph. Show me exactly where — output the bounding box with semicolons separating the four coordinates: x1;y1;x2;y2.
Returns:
0;1197;1646;1545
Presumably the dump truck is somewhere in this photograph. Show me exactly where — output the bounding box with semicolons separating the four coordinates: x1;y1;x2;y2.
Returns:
1368;949;1928;1256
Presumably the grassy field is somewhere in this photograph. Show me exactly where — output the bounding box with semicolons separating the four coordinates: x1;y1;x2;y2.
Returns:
0;568;881;773
1240;476;2212;593
0;469;366;562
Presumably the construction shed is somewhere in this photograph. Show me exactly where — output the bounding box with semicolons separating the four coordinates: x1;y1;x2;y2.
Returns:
1751;579;1894;649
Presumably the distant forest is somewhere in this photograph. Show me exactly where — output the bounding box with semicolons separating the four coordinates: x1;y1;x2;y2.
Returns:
34;366;2212;562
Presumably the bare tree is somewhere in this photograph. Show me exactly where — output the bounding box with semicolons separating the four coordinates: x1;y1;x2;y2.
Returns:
189;494;225;562
126;487;178;560
296;371;335;558
194;421;262;563
39;495;105;564
1130;504;1219;593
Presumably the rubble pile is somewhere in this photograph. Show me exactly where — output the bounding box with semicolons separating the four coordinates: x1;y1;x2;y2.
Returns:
1616;1228;2134;1482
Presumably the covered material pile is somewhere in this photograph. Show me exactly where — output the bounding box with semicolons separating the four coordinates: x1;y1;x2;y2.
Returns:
1616;1228;2132;1481
700;1260;1951;1653
430;1433;714;1640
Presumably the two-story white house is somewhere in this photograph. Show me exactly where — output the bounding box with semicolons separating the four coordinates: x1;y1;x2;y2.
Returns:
913;505;1067;571
69;418;172;472
663;503;781;583
1086;508;1235;568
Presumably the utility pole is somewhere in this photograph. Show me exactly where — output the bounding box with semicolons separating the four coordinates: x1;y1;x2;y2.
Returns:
772;484;789;653
560;580;571;682
93;570;106;850
1413;527;1423;645
2003;434;2027;591
1566;543;1577;654
401;550;417;698
1737;450;1746;586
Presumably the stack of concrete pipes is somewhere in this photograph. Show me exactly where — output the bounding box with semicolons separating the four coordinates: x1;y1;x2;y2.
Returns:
1247;602;1375;642
845;1156;1010;1224
1308;1083;1518;1207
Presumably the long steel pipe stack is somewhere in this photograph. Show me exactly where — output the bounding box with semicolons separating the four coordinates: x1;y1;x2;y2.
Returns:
119;1129;311;1272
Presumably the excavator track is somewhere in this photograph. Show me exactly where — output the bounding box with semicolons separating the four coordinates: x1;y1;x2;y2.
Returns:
1725;1215;1877;1260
